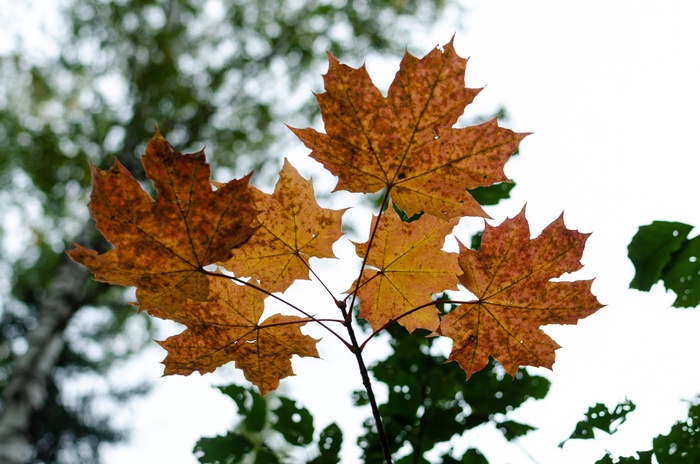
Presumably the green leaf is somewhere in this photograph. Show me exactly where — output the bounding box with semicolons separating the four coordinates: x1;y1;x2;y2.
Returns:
254;447;281;464
308;423;342;464
397;453;430;464
439;448;489;463
272;397;314;446
660;235;700;307
246;394;268;433
628;221;693;291
352;389;370;407
460;359;551;418
194;431;254;464
470;231;483;251
595;451;653;464
653;398;700;463
217;384;250;412
560;399;636;446
217;385;268;433
468;182;515;206
393;201;424;223
595;398;700;464
496;420;536;441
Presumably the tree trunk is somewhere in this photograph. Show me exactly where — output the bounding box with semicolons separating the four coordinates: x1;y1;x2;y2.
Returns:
0;254;90;463
0;111;146;461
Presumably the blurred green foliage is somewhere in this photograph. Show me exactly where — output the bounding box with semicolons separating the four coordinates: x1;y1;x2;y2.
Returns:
559;399;635;446
628;221;700;307
357;324;550;463
572;218;700;462
581;397;700;464
194;385;342;464
0;0;450;461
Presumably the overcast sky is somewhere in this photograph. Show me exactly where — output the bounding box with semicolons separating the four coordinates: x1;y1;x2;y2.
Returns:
47;1;698;463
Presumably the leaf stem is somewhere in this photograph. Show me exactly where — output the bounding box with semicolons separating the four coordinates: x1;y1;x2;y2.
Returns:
359;299;472;351
203;269;351;349
298;255;344;308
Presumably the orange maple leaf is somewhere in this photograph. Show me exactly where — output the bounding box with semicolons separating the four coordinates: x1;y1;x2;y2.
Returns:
158;274;319;395
351;207;460;333
67;130;259;316
438;208;603;378
221;159;345;293
291;39;526;220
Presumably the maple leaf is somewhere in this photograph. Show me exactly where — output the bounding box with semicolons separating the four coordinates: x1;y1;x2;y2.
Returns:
291;38;526;220
67;129;259;317
221;159;345;293
351;207;460;333
438;208;602;378
158;274;319;395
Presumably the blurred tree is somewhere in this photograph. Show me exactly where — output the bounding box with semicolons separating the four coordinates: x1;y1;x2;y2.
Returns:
0;0;452;462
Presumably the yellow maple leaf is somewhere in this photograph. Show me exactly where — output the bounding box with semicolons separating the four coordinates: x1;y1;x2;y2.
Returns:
351;207;460;333
221;159;345;293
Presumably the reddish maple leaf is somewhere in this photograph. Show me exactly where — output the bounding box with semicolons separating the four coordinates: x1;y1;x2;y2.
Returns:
158;274;319;395
438;208;602;378
291;38;526;220
67;129;259;317
351;207;460;333
221;159;345;293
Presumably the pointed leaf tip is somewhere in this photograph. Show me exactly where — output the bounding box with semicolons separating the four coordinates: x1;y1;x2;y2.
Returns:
441;208;602;378
220;159;345;293
69;131;259;317
294;39;524;220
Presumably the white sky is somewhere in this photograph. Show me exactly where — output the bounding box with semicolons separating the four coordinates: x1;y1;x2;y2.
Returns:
11;0;698;463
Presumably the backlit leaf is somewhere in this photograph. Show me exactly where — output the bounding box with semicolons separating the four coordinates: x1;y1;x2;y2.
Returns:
438;207;602;377
158;274;319;395
68;129;259;317
221;159;344;293
291;39;526;220
351;207;460;332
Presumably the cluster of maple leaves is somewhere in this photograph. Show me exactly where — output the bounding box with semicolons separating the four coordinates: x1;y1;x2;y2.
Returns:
69;39;601;395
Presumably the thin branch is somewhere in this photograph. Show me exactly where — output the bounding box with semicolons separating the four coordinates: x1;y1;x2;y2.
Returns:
359;299;473;352
338;188;396;464
343;316;394;464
